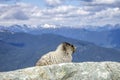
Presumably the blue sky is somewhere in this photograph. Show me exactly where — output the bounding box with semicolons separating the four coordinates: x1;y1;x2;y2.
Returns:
0;0;120;27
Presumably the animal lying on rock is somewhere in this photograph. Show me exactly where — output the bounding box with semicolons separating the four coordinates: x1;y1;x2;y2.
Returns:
36;42;76;66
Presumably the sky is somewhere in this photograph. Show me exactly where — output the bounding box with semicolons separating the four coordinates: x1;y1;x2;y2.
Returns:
0;0;120;27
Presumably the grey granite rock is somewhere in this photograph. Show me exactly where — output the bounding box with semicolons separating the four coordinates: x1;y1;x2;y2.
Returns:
0;62;120;80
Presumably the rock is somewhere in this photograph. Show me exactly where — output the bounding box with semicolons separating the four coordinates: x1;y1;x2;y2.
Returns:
0;62;120;80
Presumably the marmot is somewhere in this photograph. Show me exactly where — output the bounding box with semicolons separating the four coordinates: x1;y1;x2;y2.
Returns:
36;42;76;66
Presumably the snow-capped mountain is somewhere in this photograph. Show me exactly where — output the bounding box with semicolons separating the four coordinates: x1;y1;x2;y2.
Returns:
0;24;120;32
0;24;59;32
0;24;120;48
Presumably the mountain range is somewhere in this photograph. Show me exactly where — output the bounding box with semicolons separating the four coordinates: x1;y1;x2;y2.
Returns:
0;31;120;72
0;24;120;48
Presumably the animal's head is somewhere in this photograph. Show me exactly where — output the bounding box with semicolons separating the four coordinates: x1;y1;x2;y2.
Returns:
61;42;76;55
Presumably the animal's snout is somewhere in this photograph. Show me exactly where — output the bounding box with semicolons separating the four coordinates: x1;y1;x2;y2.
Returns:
73;46;77;53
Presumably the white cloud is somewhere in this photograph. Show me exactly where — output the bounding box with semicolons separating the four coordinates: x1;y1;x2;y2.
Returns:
42;5;90;18
45;0;62;7
93;0;118;4
89;8;120;19
0;9;29;20
0;3;42;20
83;7;120;25
42;5;73;15
0;1;120;26
0;0;20;2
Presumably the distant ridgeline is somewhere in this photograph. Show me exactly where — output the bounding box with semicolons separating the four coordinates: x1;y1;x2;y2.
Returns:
0;24;120;48
0;40;24;47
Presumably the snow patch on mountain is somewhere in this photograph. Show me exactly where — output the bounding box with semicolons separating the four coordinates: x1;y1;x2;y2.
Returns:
41;24;57;28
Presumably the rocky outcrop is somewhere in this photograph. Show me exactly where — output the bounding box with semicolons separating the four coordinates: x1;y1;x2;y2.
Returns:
0;62;120;80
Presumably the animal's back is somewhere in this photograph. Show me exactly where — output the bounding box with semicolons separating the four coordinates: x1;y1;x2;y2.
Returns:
36;52;55;66
36;51;72;66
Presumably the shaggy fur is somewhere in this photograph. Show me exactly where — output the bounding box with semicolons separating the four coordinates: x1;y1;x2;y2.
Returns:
36;42;76;66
